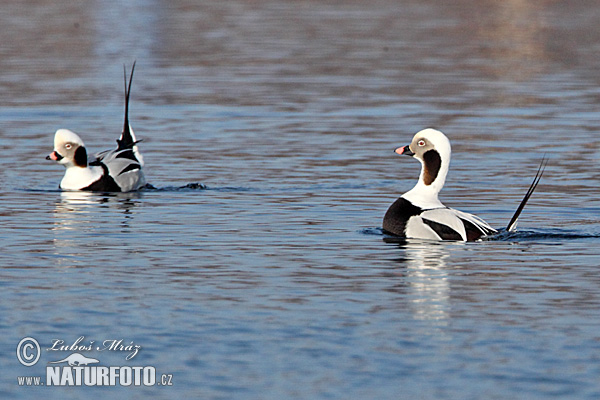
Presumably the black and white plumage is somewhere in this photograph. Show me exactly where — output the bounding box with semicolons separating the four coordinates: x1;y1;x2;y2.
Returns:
383;128;545;241
46;63;146;192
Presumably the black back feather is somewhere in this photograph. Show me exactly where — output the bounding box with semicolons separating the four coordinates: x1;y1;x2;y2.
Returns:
422;218;463;240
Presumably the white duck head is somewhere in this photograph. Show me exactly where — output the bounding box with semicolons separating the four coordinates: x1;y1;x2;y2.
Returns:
395;128;451;208
46;129;88;168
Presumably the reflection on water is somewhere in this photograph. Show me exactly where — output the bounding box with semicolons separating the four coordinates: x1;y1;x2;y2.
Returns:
50;191;142;268
52;191;141;230
403;241;451;323
388;239;452;322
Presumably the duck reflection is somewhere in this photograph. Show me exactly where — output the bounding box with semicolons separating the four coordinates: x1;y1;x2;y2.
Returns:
51;191;142;267
53;191;141;227
385;237;456;322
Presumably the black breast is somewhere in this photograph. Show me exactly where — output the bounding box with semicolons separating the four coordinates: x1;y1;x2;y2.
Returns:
382;197;422;236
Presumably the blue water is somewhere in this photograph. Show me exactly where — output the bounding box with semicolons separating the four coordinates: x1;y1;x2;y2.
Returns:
2;1;600;399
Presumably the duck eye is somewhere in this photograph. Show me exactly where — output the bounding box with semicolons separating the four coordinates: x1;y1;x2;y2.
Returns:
65;143;72;150
418;140;426;147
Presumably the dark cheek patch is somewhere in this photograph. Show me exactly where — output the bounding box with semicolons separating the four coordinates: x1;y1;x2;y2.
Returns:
74;146;88;167
423;149;441;185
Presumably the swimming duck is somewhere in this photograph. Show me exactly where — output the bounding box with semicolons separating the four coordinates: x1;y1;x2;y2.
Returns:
46;62;146;192
383;128;545;241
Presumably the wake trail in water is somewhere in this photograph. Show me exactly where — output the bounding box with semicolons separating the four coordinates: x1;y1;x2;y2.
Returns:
362;227;600;242
484;229;600;241
140;182;207;191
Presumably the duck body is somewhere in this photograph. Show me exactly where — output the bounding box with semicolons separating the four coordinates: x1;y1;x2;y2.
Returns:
383;197;496;241
47;63;145;192
48;128;146;192
383;128;497;241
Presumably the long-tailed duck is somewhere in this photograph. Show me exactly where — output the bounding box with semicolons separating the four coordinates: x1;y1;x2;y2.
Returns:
383;128;545;241
46;62;146;192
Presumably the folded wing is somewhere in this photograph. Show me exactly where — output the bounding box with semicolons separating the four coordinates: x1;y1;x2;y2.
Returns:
408;208;497;241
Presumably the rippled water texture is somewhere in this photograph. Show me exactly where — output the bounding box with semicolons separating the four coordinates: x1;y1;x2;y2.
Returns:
1;1;600;399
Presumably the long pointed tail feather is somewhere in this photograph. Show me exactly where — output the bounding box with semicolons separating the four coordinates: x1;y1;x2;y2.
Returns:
117;61;136;150
506;156;548;232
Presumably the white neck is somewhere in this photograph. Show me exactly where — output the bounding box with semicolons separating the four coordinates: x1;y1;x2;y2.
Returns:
402;155;450;209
